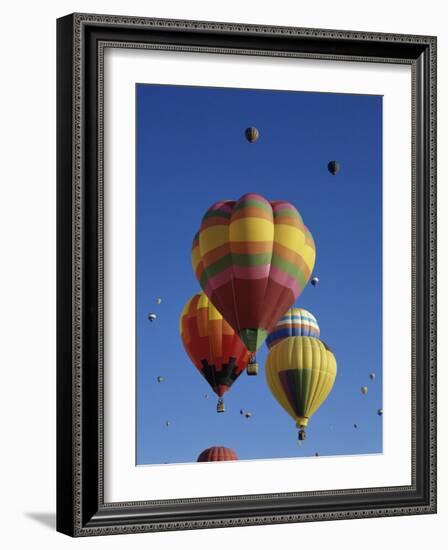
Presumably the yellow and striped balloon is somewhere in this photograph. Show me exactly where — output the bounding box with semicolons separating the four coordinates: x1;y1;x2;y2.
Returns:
191;193;316;353
265;336;337;440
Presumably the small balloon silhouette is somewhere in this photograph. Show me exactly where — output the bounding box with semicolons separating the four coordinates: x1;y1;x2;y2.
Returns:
328;160;340;175
245;127;259;143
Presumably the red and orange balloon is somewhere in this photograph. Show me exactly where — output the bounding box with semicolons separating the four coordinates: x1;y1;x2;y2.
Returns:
197;446;238;462
180;292;250;411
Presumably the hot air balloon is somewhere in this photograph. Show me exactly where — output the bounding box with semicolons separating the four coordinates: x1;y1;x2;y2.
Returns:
245;127;259;143
157;376;164;383
354;423;358;429
369;372;376;381
265;336;337;440
327;160;340;175
148;313;157;322
192;193;316;356
180;292;250;412
165;421;170;427
361;386;368;395
311;276;319;287
156;297;162;305
377;408;383;416
197;446;238;462
266;308;320;349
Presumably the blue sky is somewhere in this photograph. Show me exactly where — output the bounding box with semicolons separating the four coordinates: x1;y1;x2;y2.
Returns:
136;83;382;465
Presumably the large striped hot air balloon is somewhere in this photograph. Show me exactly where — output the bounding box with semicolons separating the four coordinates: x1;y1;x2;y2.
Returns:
191;193;316;355
266;308;320;349
265;336;337;440
197;446;238;462
180;292;250;412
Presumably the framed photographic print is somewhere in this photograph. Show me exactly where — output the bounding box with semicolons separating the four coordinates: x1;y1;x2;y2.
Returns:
56;13;437;537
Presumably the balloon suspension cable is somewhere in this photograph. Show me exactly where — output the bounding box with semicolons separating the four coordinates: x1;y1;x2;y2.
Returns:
298;428;306;441
247;353;259;376
217;397;225;413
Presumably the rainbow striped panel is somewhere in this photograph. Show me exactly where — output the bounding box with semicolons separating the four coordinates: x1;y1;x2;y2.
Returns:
191;193;316;352
266;308;320;349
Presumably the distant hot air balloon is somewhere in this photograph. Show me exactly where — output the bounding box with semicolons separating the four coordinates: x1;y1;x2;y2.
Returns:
361;386;368;395
197;446;238;462
165;421;170;427
180;292;250;412
311;276;319;287
157;376;164;383
354;423;358;429
266;308;320;349
265;336;337;440
327;161;340;175
156;297;162;305
369;372;376;381
315;452;320;457
245;127;259;143
377;408;383;416
148;313;157;322
192;193;316;355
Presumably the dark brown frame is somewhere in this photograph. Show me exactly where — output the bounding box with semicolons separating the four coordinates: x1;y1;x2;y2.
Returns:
57;13;437;537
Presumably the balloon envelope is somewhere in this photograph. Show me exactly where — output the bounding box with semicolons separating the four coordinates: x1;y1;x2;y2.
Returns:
179;292;250;397
328;160;340;175
197;446;238;462
245;127;259;143
192;193;316;352
265;336;337;430
266;308;320;349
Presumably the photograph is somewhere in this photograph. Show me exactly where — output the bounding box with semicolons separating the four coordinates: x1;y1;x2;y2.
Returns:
135;83;383;465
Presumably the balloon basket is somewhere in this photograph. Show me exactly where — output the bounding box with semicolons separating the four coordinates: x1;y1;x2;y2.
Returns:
298;429;306;441
217;400;225;413
247;362;259;376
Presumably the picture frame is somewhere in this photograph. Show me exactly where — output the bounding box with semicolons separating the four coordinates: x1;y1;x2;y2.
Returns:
56;12;437;537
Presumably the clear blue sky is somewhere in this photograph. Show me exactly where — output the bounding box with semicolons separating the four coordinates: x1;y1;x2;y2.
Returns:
136;83;382;465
